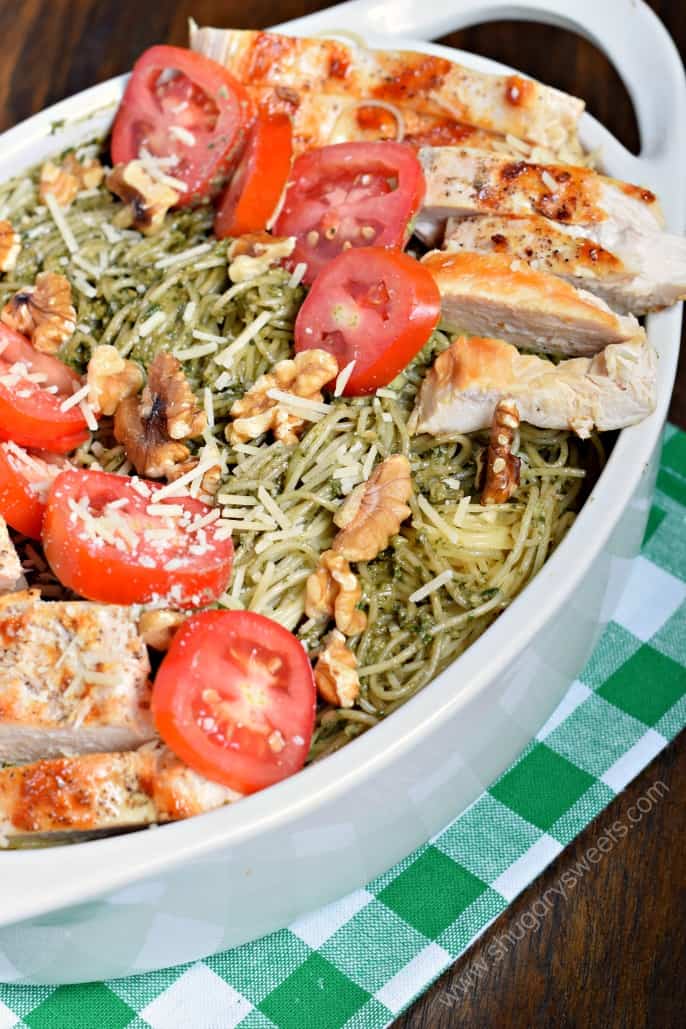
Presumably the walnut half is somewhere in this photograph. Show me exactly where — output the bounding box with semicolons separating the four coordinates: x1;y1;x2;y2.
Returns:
313;630;360;709
106;161;179;235
227;233;296;283
227;349;338;446
481;398;521;505
87;345;144;416
0;220;21;273
39;154;104;207
305;550;366;636
333;455;413;562
1;272;76;354
114;351;206;479
138;609;186;650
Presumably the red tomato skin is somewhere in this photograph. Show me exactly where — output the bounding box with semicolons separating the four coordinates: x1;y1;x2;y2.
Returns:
0;324;82;396
214;111;293;238
0;444;68;538
153;610;317;794
0;324;89;451
0;424;89;455
295;246;441;395
111;45;253;207
0;378;89;452
42;470;234;608
274;141;425;284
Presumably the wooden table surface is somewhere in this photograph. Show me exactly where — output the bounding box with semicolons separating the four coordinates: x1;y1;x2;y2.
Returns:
1;1;683;1025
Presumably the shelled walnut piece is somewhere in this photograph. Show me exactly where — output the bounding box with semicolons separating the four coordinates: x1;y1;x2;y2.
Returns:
333;455;413;562
227;233;296;283
305;550;366;636
0;220;21;273
313;630;360;709
114;352;206;479
0;272;75;353
138;609;186;650
86;345;143;416
227;349;338;445
167;458;222;501
481;398;521;505
39;154;104;207
106;161;179;235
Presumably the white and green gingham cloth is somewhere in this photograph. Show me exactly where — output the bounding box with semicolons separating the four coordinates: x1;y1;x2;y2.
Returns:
2;424;685;1029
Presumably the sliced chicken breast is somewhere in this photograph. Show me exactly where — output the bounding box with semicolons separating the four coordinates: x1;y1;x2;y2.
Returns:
443;214;686;315
0;590;154;763
422;251;642;357
413;335;656;438
416;146;663;245
190;26;584;156
0;518;23;593
0;744;241;844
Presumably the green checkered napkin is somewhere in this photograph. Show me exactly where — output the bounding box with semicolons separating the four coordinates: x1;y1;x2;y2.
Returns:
2;426;685;1029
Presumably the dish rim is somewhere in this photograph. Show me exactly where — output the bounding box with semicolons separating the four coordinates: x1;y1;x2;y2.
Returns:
0;4;684;929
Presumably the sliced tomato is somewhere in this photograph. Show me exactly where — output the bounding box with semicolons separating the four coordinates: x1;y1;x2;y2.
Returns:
111;45;253;206
0;443;70;538
152;610;316;793
0;324;82;397
274;141;425;284
42;469;234;608
214;111;293;238
0;323;89;452
295;246;441;395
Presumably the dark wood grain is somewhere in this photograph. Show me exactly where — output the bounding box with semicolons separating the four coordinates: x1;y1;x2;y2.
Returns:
0;3;683;1026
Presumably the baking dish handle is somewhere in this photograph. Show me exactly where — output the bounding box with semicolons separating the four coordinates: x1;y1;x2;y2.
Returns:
275;0;686;222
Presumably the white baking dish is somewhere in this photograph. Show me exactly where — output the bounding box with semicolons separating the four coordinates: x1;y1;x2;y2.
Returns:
0;0;683;985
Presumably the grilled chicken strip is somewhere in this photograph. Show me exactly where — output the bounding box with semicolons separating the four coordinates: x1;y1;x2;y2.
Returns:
413;335;656;438
0;744;241;844
443;214;686;315
0;590;154;763
190;26;584;157
422;251;641;358
0;518;23;593
416;146;663;245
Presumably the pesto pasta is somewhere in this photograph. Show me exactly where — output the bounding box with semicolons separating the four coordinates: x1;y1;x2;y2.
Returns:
0;144;600;764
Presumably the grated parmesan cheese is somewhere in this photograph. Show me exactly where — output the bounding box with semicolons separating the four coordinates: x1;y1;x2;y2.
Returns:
409;569;454;604
151;456;218;500
361;444;378;480
203;387;215;429
146;503;184;517
257;486;291;530
214;310;272;368
138;150;187;192
265;388;330;418
173;340;218;360
192;329;226;344
60;383;90;412
169;125;197;146
334;360;356;397
287;262;307;289
216;493;258;506
138;310;166;337
155;242;213;270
